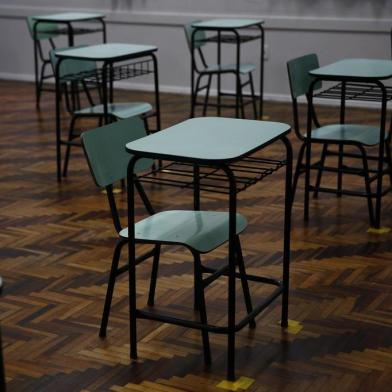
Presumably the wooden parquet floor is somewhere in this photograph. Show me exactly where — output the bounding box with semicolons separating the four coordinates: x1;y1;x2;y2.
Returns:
0;80;392;391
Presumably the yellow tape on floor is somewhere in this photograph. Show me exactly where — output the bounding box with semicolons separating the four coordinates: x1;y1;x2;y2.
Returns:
101;187;123;194
367;227;391;234
279;319;303;334
217;376;255;391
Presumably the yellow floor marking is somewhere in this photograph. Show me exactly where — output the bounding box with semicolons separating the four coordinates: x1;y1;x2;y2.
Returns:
367;227;391;234
217;376;255;391
101;187;123;195
279;319;303;334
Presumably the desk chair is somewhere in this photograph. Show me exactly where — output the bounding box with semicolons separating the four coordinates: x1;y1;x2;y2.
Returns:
287;53;392;225
81;117;255;365
27;16;59;108
185;21;257;119
51;49;153;177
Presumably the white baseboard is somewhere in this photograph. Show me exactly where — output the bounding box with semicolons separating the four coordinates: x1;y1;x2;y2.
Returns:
0;71;385;109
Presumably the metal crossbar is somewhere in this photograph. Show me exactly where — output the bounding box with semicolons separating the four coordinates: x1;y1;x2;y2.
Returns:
60;59;154;83
138;156;286;194
315;82;392;102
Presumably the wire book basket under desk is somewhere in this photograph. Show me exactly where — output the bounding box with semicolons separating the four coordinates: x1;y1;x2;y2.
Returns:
138;156;286;194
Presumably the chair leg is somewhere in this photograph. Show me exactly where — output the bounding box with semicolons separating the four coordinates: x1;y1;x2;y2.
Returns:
64;83;73;114
191;74;202;118
202;75;212;116
37;61;48;105
249;73;258;119
337;144;344;197
292;142;305;203
358;145;375;227
147;245;160;307
313;144;328;199
304;139;312;221
100;239;127;338
238;76;245;119
62;115;79;177
385;141;392;186
235;236;255;329
193;252;211;367
134;177;155;215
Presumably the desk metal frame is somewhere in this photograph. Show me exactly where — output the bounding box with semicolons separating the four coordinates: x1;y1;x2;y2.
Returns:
306;71;392;228
55;45;160;182
32;13;106;108
126;125;292;381
190;20;264;119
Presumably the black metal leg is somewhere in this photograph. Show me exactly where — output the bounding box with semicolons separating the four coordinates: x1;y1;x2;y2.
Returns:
281;136;293;327
235;236;255;329
313;144;328;199
127;159;138;360
100;239;127;338
337;144;344;197
62;115;78;177
238;76;245;119
147;245;160;307
192;75;202;118
358;145;375;227
385;141;392;186
249;73;257;120
55;59;63;182
134;177;155;216
193;261;200;311
202;75;212;116
292;142;305;203
193;252;211;367
304;139;312;221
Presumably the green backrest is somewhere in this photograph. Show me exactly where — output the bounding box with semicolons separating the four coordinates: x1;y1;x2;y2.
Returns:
81;117;153;188
184;21;206;50
50;47;96;79
287;53;321;99
27;16;59;40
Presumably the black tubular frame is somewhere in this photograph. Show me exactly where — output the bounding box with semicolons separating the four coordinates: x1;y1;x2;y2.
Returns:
126;135;292;381
304;76;392;228
33;16;106;109
55;50;160;182
99;178;159;339
190;23;264;119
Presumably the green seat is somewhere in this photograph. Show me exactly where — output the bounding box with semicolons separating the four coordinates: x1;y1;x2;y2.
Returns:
307;124;387;146
184;21;258;118
74;102;152;119
27;16;60;107
287;53;392;226
120;210;247;253
81;116;253;367
51;48;153;178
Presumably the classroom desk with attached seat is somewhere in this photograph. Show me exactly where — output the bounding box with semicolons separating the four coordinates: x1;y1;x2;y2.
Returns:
190;19;265;119
306;59;392;229
32;12;106;106
125;117;292;381
54;43;160;182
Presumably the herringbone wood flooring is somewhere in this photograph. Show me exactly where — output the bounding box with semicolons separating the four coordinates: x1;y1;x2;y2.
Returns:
0;80;392;391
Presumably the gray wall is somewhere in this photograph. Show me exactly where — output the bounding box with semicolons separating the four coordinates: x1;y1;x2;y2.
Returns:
0;0;391;100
